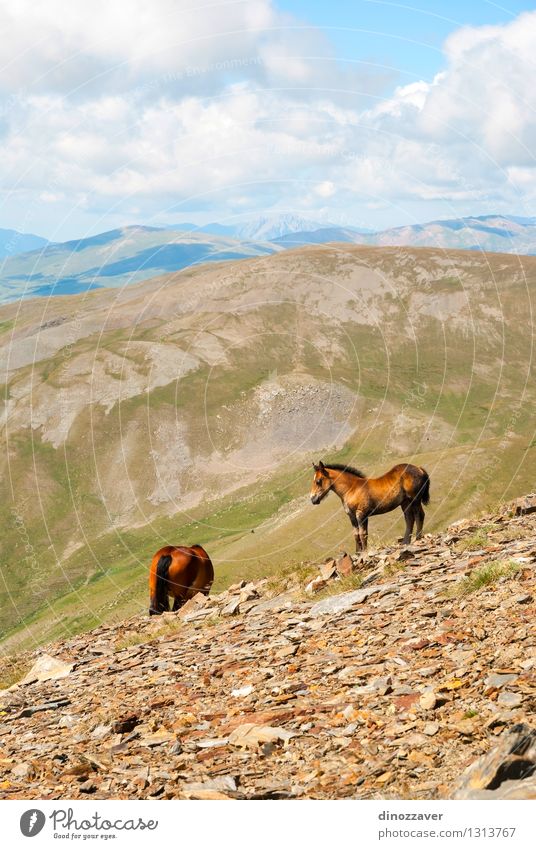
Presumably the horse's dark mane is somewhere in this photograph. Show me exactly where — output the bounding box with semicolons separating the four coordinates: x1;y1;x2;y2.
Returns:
325;463;366;478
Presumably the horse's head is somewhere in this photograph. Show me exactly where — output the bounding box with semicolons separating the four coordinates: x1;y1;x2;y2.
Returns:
310;461;332;504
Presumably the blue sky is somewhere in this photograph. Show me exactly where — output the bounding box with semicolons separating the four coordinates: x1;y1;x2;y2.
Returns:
1;0;536;239
280;1;535;82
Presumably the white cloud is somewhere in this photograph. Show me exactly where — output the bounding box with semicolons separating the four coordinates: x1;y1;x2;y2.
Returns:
2;4;536;233
314;181;336;198
0;0;279;92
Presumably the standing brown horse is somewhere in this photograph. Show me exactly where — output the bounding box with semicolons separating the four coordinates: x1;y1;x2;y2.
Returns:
310;461;430;552
148;544;214;615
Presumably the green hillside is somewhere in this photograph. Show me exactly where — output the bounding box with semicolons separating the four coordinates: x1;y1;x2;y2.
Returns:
0;245;535;653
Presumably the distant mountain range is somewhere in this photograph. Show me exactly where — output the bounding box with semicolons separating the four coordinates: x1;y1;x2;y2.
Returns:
170;214;372;241
270;215;536;252
0;228;48;259
360;215;536;253
168;213;536;253
0;226;280;303
3;214;536;302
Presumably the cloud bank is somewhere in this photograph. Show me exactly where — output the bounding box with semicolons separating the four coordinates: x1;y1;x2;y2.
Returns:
1;2;536;235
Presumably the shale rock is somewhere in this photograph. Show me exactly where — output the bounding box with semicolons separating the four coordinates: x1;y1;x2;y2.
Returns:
0;494;535;800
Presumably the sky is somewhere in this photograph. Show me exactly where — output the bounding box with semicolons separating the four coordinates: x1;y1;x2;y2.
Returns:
1;0;536;239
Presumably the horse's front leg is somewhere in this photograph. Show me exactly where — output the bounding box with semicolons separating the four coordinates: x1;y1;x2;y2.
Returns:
172;596;185;612
349;510;367;553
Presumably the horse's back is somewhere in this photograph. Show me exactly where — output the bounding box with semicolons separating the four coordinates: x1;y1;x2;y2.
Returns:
151;545;174;558
388;462;421;475
167;545;214;598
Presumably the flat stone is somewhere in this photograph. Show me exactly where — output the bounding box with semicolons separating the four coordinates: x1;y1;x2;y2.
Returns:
231;685;254;698
228;723;297;749
221;599;240;616
319;559;337;581
310;583;395;617
178;593;209;620
419;692;437;711
11;762;31;778
19;654;74;686
247;593;295;616
485;673;518;690
497;691;523;708
195;738;230;749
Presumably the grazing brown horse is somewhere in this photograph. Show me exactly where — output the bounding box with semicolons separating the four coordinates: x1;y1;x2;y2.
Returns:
310;461;430;552
148;544;214;615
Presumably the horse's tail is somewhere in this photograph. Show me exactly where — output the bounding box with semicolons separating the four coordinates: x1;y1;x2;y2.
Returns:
419;467;430;505
152;554;172;614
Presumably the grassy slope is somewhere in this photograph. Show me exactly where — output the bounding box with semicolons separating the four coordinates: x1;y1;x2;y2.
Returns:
0;245;535;653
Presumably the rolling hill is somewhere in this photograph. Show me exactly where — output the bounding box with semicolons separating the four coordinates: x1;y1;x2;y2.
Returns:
3;214;536;306
0;244;535;654
0;226;278;303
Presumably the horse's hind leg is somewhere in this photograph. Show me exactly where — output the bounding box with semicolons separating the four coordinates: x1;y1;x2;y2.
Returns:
359;517;368;551
415;503;425;539
402;501;416;545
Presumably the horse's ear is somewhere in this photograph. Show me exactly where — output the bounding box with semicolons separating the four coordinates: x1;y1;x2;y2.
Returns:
318;460;326;472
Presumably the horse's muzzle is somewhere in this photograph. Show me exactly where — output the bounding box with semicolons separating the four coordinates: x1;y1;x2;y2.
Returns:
310;494;321;505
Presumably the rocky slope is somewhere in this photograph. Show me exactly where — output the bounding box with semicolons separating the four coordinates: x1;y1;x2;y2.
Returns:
0;497;534;800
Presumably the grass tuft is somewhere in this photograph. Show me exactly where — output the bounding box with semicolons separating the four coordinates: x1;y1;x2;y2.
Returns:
455;525;496;552
310;571;364;600
446;559;522;598
265;561;318;595
383;560;407;577
114;616;185;651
